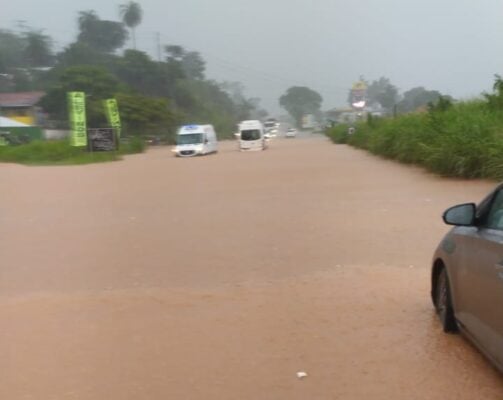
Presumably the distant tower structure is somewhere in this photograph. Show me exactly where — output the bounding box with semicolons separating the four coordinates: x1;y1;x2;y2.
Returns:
350;80;367;110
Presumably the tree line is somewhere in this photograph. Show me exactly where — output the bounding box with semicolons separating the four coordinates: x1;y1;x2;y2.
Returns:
349;76;453;115
0;2;265;140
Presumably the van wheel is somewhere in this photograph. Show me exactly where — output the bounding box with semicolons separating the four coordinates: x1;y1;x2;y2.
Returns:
435;268;458;333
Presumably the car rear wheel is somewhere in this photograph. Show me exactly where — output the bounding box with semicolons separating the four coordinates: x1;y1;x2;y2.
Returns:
435;268;458;333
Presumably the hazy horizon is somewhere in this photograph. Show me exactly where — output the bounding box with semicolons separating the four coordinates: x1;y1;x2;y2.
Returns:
1;0;502;115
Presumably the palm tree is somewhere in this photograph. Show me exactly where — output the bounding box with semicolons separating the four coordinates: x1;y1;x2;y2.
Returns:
119;1;143;50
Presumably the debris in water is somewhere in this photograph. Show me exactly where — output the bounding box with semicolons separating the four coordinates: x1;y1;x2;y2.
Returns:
296;371;308;379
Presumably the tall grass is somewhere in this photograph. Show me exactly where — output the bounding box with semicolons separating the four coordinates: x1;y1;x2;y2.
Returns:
327;100;503;180
0;137;145;165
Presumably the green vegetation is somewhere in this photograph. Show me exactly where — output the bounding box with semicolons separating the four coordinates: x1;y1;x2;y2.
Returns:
279;86;323;128
328;81;503;180
0;137;145;165
0;4;265;145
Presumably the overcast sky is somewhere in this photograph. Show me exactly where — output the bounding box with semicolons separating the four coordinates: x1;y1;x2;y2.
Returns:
1;0;502;114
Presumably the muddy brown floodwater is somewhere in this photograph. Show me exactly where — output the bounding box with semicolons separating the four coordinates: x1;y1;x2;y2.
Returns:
1;136;502;399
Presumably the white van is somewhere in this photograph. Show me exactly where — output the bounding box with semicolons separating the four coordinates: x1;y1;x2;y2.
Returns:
173;124;218;157
239;120;267;151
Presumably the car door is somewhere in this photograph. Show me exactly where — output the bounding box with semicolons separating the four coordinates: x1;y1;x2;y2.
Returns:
455;188;503;366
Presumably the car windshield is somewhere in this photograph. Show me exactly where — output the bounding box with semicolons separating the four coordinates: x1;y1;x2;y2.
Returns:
241;129;261;141
177;133;203;145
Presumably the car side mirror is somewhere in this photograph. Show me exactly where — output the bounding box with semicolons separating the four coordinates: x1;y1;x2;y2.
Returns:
443;203;476;226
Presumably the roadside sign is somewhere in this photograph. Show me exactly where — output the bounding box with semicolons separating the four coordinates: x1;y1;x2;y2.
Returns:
104;99;121;138
87;128;117;152
68;92;87;147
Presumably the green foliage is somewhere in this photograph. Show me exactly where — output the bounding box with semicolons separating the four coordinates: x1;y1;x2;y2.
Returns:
56;42;114;69
326;97;503;180
24;30;54;67
326;124;351;144
279;86;323;127
484;74;503;111
121;136;145;153
77;10;128;53
0;138;145;165
0;29;54;91
0;29;26;71
165;45;205;80
115;92;179;134
175;79;238;138
397;87;443;113
111;50;177;97
365;77;399;111
2;13;262;142
427;95;453;113
40;65;121;124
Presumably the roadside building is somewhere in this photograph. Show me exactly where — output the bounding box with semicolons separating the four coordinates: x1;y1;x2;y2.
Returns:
0;91;45;126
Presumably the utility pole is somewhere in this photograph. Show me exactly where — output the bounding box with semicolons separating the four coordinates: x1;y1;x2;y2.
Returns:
156;32;162;62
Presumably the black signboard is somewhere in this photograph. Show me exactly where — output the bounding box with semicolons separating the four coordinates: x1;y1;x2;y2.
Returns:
87;128;117;152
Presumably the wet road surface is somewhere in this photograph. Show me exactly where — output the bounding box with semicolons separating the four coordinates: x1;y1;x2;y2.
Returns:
1;135;502;399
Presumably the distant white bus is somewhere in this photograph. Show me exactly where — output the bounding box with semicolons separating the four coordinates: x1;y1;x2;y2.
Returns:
238;120;267;151
173;124;218;157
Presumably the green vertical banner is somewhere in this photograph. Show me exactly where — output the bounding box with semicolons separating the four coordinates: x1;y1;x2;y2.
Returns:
68;92;87;147
104;99;121;138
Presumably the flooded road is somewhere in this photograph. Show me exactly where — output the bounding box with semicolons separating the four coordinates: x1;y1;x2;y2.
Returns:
1;136;502;399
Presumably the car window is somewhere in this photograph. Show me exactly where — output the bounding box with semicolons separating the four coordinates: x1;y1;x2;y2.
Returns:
483;190;503;230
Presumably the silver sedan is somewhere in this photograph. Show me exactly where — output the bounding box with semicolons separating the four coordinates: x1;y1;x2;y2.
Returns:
432;183;503;373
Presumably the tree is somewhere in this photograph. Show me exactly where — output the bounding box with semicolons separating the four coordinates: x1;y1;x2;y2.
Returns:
220;81;259;121
119;1;143;50
279;86;323;127
40;65;120;123
180;51;205;80
366;77;399;111
165;45;205;80
115;92;178;133
165;45;185;61
56;42;113;69
484;75;503;110
0;29;25;71
397;87;443;113
113;49;167;96
24;30;53;67
77;10;128;53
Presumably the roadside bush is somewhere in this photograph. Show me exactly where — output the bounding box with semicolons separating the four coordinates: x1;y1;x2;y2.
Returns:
326;124;350;144
0;138;145;165
120;136;145;154
326;99;503;180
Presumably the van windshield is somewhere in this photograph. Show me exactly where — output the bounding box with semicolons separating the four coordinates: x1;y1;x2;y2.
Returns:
241;129;261;141
177;133;203;145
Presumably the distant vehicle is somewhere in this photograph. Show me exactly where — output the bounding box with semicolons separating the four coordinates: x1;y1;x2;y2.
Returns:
301;114;316;130
173;124;218;157
238;120;267;151
285;128;297;138
263;118;279;138
431;182;503;373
